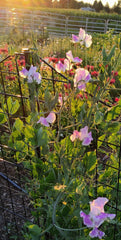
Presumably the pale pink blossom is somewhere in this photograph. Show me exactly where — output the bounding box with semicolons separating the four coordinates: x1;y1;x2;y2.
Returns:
70;130;81;142
37;112;56;127
79;28;86;40
66;50;82;63
55;61;66;73
64;59;72;71
19;65;41;84
85;34;92;48
72;28;92;48
74;68;91;90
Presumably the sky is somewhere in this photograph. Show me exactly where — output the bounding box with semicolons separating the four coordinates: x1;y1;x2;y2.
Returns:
76;0;118;8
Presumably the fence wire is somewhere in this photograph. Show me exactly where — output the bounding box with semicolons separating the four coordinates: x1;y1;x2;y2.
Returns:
0;51;121;239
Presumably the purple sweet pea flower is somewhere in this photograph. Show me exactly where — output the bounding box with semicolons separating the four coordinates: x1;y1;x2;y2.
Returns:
79;126;93;146
80;197;116;239
19;65;41;84
37;112;56;127
72;34;79;43
80;211;93;228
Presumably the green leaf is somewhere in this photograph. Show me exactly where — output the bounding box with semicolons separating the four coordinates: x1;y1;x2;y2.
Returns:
102;46;108;63
105;104;120;121
107;45;115;62
97;134;106;148
7;97;20;115
44;89;58;111
27;224;41;240
76;181;86;195
94;111;104;125
24;125;35;139
13;119;24;131
0;109;7;123
83;151;97;172
36;127;48;147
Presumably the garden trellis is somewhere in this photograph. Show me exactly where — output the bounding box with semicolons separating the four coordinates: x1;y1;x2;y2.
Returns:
0;45;121;240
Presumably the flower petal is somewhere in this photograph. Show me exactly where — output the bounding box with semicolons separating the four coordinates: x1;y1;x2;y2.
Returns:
80;211;93;228
89;227;105;239
37;117;50;127
46;112;56;124
72;34;79;43
19;68;28;78
90;197;108;216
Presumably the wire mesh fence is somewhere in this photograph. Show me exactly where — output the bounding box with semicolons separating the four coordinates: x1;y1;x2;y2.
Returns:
0;49;121;239
1;7;121;37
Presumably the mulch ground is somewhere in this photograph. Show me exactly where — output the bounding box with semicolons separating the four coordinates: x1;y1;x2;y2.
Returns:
0;158;33;240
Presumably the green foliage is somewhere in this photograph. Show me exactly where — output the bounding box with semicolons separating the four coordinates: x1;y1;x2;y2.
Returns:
44;88;58;111
27;224;41;240
1;29;121;240
7;97;20;115
102;45;115;65
0;109;7;123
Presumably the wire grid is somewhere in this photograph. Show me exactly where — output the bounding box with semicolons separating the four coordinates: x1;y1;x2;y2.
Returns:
0;52;70;239
96;137;121;240
0;52;121;239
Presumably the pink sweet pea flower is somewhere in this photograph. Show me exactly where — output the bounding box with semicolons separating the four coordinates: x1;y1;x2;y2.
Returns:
79;126;93;146
79;28;86;41
80;197;116;239
72;28;92;48
55;61;66;73
84;34;92;48
66;50;82;64
70;127;93;146
37;112;56;127
19;65;41;84
70;130;81;142
64;59;72;71
74;68;91;90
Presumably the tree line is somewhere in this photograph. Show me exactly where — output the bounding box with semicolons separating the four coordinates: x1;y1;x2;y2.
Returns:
2;0;121;14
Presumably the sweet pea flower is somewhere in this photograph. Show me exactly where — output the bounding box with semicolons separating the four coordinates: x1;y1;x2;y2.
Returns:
74;68;91;90
66;50;82;63
80;197;116;239
79;126;93;146
72;34;79;43
72;28;92;48
79;28;86;41
58;93;68;107
85;34;92;48
64;59;72;71
37;112;56;127
55;61;66;73
19;65;41;84
70;126;93;146
70;130;81;142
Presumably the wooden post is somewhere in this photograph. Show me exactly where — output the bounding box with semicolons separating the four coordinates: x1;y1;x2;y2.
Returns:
22;48;36;113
